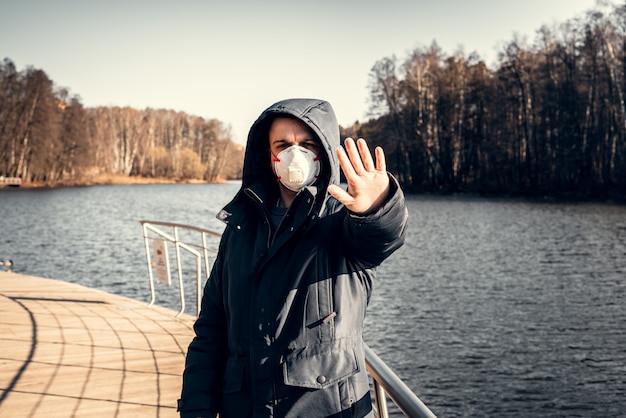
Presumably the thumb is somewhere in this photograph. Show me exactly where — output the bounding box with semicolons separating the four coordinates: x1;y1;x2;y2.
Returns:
328;184;355;206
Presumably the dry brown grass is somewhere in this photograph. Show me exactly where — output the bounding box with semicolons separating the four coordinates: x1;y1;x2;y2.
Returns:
17;174;216;189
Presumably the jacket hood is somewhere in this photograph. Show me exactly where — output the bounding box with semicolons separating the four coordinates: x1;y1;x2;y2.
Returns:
241;98;341;202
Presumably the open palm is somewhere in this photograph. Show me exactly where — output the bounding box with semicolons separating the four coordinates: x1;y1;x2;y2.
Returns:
328;137;390;215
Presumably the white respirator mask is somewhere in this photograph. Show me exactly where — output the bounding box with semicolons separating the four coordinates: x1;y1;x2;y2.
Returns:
272;145;321;192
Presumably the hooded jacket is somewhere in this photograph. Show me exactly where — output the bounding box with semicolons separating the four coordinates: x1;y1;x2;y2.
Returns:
179;98;408;418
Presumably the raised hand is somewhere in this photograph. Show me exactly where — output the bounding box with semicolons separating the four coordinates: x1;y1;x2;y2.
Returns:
327;137;390;215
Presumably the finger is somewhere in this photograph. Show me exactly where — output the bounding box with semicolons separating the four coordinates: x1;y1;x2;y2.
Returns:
344;137;366;175
335;144;357;179
357;138;376;172
328;184;356;206
375;146;386;172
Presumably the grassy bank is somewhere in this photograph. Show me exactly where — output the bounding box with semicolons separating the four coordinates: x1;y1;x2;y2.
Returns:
3;174;217;189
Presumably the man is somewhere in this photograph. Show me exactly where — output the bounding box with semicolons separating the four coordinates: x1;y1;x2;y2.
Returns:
178;98;408;417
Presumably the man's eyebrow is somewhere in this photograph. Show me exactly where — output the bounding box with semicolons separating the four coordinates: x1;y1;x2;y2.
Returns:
271;136;315;143
299;136;318;144
271;138;290;144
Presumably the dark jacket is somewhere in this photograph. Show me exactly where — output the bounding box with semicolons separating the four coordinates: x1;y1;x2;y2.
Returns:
179;98;408;418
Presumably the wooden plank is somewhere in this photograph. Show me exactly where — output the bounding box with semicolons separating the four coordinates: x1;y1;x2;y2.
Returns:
0;271;196;417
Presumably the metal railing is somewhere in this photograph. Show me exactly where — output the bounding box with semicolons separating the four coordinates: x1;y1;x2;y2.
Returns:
140;220;221;317
365;344;437;418
140;220;436;417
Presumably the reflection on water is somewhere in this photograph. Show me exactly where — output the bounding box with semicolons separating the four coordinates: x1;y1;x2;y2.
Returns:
1;186;625;417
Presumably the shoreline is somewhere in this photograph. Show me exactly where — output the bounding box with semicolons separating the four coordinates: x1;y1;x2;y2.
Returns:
0;174;227;189
2;176;623;205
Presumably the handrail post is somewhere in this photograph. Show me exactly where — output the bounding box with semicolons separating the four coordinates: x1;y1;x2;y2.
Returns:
373;379;389;418
200;231;211;315
195;253;202;317
174;226;185;317
142;223;157;307
364;344;437;418
202;232;211;279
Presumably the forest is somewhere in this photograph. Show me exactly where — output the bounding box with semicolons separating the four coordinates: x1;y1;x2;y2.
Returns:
0;59;243;186
349;3;626;199
2;3;626;200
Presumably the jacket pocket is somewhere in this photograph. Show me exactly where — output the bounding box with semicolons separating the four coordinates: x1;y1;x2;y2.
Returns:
223;357;245;394
283;339;360;389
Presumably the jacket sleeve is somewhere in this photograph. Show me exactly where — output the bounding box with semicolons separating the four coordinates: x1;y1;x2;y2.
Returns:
343;173;408;268
178;235;229;418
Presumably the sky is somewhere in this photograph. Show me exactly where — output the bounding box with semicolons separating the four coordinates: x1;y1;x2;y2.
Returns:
0;0;611;144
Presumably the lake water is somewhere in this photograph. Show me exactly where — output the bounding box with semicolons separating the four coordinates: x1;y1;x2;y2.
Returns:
1;183;625;417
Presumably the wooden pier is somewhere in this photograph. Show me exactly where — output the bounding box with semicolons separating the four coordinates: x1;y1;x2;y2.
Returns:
0;271;196;417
